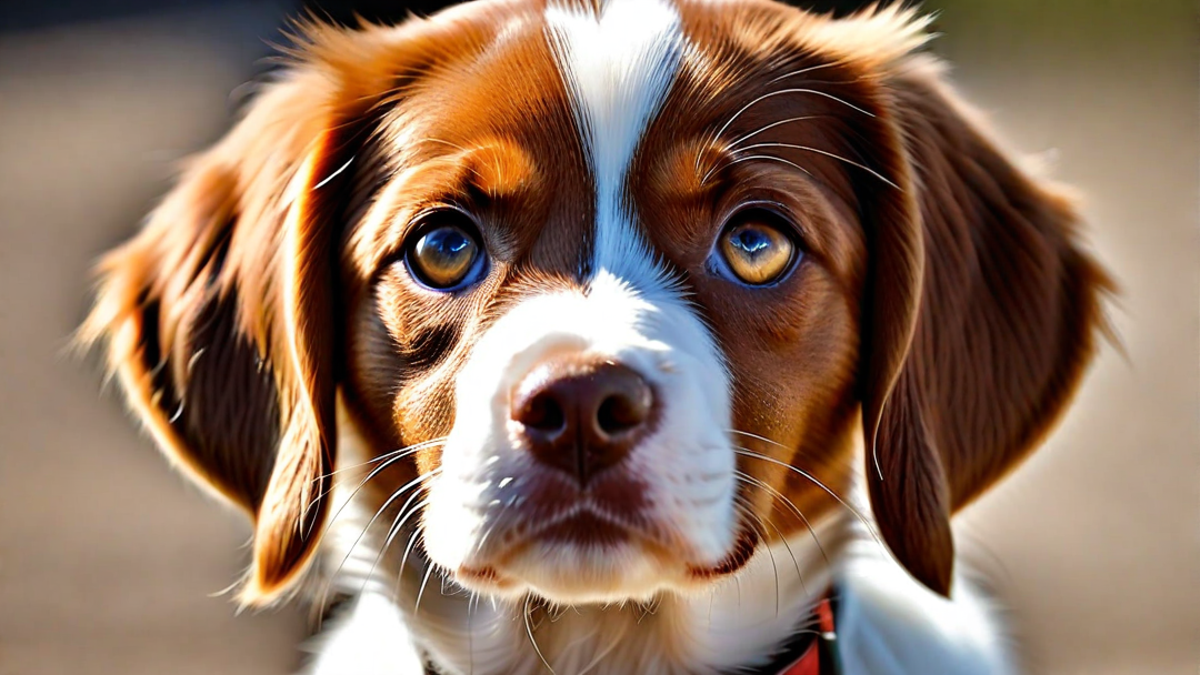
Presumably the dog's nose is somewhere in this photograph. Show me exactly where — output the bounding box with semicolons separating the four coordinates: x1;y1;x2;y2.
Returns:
511;357;656;484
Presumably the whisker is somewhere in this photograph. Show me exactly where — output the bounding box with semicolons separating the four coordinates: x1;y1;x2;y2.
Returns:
312;436;447;484
421;137;471;153
692;58;850;175
708;87;875;159
576;617;626;675
763;60;845;86
413;558;437;615
319;470;438;612
734;469;828;566
467;591;478;675
394;505;435;599
728;430;783;448
367;487;434;598
303;437;446;535
725;115;822;153
728;430;877;531
758;509;808;596
732;447;881;546
764;514;781;619
703;153;814;185
734;496;780;619
472;518;503;559
306;452;414;541
376;490;434;588
525;595;557;674
332;467;440;583
381;518;430;620
734;142;899;189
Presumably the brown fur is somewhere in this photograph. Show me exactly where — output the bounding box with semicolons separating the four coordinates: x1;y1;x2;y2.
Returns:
82;0;1110;610
79;70;356;602
857;56;1113;594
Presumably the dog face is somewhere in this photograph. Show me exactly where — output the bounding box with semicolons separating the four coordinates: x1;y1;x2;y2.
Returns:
84;0;1109;607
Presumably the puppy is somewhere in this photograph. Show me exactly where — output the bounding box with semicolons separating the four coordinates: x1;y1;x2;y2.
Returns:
82;1;1111;673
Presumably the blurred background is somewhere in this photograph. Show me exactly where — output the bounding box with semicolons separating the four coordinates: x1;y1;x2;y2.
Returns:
0;0;1194;673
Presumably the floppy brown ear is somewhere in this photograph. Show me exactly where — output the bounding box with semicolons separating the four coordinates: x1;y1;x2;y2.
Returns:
859;56;1112;595
81;67;359;605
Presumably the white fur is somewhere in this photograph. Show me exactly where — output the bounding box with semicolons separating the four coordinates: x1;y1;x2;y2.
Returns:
836;539;1017;674
305;593;425;675
316;449;1018;674
323;459;842;675
309;3;1017;673
422;0;738;607
545;0;683;282
422;271;736;600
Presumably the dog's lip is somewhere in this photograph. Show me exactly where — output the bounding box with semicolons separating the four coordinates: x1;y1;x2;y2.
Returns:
458;505;670;569
451;509;639;589
451;509;757;592
446;474;750;587
685;521;760;579
502;504;651;554
531;509;632;547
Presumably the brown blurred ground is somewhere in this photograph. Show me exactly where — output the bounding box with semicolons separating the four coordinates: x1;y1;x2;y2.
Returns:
0;2;1195;674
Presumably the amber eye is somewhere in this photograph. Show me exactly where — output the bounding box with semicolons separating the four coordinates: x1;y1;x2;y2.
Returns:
404;213;484;290
718;211;799;285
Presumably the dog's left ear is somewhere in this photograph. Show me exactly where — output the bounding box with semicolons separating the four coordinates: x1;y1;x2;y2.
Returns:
857;56;1113;596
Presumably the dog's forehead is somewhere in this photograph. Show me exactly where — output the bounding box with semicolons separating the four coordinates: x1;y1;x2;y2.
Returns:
542;0;687;282
362;0;861;283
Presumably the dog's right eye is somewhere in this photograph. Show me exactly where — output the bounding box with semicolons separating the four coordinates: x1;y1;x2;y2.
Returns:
404;211;486;291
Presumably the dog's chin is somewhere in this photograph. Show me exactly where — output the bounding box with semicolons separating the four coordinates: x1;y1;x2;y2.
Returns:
446;522;750;605
441;526;729;605
503;541;677;604
447;540;678;604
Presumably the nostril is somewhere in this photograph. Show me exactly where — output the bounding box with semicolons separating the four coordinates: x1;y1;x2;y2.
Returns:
519;391;566;432
596;389;651;437
512;358;656;484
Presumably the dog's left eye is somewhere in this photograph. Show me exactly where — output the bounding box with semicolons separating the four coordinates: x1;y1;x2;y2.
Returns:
718;210;799;285
404;212;485;290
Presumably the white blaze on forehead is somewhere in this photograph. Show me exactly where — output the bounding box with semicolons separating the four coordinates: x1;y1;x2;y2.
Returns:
545;0;684;280
419;0;740;604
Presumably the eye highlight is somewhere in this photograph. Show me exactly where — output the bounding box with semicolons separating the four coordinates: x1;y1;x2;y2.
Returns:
718;210;799;285
404;211;485;290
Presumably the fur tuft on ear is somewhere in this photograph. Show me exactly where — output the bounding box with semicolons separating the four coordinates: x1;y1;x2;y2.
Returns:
80;67;357;606
857;55;1113;596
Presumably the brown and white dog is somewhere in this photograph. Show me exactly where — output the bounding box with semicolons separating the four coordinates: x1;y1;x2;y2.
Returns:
82;1;1111;673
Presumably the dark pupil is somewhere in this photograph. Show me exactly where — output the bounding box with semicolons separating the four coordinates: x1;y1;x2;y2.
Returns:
732;228;772;259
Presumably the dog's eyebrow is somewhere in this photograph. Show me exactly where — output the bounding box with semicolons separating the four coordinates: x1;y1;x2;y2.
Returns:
399;138;539;201
458;141;538;201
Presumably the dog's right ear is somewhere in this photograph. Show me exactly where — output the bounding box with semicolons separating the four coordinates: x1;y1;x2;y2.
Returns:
79;11;513;604
71;6;477;599
79;63;358;604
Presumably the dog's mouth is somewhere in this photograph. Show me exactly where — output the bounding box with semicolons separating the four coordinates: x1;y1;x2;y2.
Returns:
446;505;655;599
440;492;758;603
534;510;632;547
685;524;760;579
467;498;667;567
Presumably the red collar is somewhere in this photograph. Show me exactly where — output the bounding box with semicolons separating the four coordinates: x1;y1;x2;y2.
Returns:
766;594;840;675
